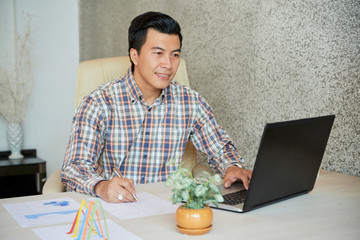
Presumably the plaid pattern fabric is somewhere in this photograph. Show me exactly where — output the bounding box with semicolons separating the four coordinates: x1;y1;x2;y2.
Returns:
61;68;243;196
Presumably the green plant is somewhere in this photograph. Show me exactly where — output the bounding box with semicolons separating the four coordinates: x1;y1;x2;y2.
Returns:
165;162;224;209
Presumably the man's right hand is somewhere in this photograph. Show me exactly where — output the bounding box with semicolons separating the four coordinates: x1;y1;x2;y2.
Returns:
94;177;137;203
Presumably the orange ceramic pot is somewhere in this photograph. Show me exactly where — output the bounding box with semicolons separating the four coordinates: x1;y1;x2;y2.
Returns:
176;205;213;230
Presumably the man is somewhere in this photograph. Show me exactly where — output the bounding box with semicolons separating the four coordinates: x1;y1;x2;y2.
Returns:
61;12;252;203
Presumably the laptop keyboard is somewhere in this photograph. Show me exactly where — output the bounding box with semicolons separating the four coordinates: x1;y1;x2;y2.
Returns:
223;190;247;205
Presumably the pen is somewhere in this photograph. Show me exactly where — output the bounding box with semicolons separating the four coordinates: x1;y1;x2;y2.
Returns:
113;168;139;201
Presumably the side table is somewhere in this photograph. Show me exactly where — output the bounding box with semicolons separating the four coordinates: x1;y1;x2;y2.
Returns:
0;149;46;198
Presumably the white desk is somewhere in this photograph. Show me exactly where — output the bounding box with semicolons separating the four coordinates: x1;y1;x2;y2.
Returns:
0;170;359;239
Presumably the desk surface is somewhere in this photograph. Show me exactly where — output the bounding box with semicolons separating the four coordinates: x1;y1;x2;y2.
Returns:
0;170;359;240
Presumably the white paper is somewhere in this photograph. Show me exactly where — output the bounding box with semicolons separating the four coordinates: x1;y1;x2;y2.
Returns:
2;198;80;227
32;219;141;240
94;192;179;220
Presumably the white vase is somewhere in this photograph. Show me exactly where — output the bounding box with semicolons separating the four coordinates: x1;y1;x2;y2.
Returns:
7;122;24;159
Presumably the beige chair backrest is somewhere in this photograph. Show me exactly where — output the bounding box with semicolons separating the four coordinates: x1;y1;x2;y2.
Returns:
74;56;190;110
74;56;196;170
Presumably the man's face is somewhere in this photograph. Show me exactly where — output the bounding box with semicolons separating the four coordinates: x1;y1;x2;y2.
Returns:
130;28;181;97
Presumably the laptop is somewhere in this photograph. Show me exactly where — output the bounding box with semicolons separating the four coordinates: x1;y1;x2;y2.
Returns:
212;115;335;213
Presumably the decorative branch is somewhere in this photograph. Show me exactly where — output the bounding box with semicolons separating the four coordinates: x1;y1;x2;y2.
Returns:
0;14;34;123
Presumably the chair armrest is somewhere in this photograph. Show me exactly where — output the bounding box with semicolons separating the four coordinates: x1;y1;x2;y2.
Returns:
42;169;66;194
192;164;214;178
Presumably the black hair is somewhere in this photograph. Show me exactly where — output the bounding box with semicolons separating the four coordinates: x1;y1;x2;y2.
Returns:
128;12;182;72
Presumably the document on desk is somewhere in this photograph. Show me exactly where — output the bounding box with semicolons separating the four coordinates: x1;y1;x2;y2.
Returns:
2;198;80;227
32;219;141;240
93;192;179;220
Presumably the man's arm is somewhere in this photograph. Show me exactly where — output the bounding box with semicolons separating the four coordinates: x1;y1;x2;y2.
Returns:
61;97;138;203
190;96;252;188
61;98;107;196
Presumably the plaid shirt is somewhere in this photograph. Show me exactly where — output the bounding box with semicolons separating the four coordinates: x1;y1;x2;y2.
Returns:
61;68;243;196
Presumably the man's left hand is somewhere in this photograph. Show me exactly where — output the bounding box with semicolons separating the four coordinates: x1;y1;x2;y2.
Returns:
223;166;252;189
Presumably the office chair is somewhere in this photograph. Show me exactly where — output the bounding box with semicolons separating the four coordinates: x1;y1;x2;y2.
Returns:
43;56;203;194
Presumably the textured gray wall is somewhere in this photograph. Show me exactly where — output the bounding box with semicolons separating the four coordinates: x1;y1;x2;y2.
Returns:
79;0;360;176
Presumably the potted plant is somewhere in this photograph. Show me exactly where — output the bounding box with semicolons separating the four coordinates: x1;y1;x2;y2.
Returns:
165;162;224;235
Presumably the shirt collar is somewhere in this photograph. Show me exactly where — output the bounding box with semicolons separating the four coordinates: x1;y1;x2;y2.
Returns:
126;68;143;103
125;68;170;105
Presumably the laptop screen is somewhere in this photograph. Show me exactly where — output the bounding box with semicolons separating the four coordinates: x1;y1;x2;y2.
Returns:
242;115;335;212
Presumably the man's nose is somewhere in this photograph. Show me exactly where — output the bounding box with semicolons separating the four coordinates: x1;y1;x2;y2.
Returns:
161;55;172;69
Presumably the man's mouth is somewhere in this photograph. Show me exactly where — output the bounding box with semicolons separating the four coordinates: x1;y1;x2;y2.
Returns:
155;72;172;80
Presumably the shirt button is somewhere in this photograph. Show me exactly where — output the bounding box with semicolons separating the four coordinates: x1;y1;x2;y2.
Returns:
141;175;145;180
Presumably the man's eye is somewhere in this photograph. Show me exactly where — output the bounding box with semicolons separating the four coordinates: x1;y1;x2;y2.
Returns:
173;53;180;57
155;52;162;55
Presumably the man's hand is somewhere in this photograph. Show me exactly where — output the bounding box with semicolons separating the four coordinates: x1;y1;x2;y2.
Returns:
223;166;252;190
94;177;137;203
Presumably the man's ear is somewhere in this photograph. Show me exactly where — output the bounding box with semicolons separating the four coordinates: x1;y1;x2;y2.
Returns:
129;48;138;66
